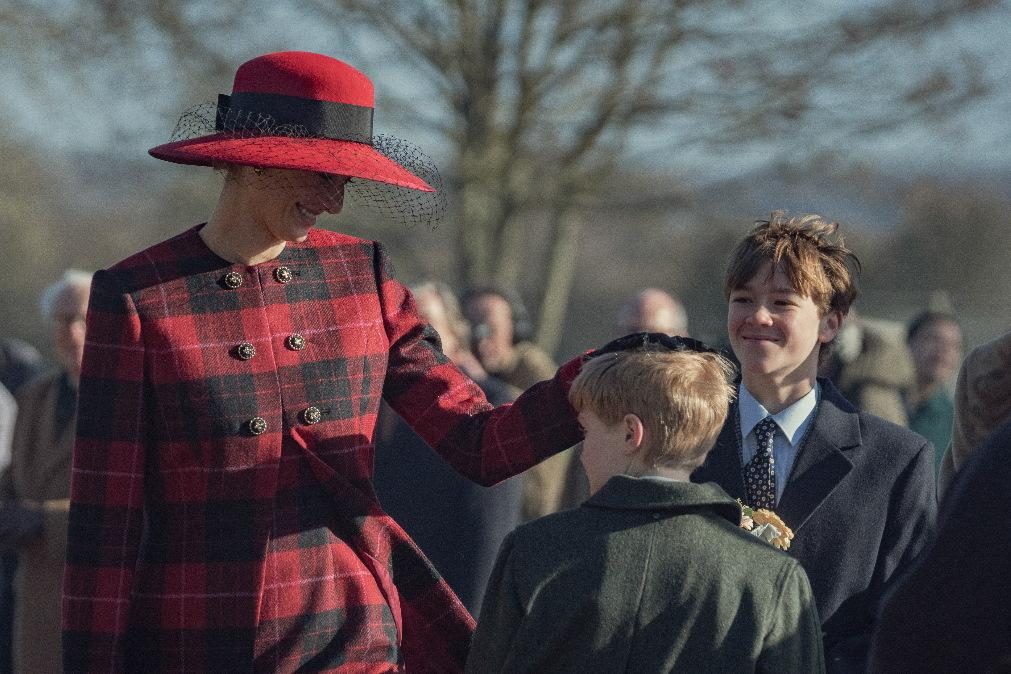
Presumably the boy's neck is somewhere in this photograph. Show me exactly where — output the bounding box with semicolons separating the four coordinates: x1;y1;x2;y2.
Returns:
628;460;694;483
742;372;817;415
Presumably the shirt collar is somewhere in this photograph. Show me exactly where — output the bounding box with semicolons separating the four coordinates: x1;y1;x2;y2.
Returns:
739;382;820;445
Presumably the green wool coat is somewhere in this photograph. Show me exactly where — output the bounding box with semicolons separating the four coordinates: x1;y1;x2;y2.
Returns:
466;476;825;674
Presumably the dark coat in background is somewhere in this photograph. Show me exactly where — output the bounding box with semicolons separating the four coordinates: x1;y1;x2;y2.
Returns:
372;375;524;615
466;477;825;674
1;370;74;674
693;379;936;674
869;417;1011;674
0;337;44;674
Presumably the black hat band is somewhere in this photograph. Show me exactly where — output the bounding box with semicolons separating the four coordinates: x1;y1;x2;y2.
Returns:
215;92;374;144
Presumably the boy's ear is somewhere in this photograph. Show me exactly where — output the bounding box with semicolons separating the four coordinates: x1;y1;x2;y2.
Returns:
622;414;645;455
818;310;843;344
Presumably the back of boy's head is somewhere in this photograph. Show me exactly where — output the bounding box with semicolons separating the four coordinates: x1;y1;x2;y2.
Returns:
568;350;737;470
724;211;861;317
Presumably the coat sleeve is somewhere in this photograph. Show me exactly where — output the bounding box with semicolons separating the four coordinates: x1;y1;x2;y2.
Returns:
465;532;524;673
877;440;937;592
374;243;582;485
758;561;826;674
819;438;937;672
62;270;147;674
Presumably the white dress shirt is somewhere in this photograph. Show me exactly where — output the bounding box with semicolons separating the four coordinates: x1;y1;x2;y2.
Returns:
739;382;820;503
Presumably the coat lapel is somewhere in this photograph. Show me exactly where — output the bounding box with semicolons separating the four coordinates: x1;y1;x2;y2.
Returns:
776;380;861;532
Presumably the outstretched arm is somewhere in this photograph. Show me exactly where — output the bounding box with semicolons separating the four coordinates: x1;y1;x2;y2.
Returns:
375;243;582;485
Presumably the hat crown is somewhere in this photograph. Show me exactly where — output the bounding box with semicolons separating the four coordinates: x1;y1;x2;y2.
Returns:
232;51;374;108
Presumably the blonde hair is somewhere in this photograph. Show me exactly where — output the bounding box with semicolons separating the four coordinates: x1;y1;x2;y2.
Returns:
569;350;737;470
724;211;861;316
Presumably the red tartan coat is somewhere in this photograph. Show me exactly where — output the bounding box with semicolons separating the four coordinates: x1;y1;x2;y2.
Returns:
62;225;582;673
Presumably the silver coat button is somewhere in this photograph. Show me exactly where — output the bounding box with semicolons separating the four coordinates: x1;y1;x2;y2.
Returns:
223;271;243;289
247;417;268;435
274;266;294;283
236;342;256;360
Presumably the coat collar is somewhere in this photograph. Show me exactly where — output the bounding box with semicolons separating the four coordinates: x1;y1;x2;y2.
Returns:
586;475;742;526
693;378;861;532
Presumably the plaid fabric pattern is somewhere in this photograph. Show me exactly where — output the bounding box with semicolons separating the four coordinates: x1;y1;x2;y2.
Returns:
63;225;582;673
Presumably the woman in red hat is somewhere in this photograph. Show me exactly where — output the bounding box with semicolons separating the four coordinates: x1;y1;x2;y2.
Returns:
62;51;582;674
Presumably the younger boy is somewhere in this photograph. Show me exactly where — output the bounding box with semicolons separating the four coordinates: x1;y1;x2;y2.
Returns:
693;212;937;673
466;344;825;673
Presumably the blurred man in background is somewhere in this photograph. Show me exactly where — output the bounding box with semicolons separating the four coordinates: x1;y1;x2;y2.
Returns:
616;288;689;337
905;311;963;474
820;309;914;426
463;287;587;520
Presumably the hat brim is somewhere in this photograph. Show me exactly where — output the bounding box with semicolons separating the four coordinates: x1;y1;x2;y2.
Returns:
148;134;434;192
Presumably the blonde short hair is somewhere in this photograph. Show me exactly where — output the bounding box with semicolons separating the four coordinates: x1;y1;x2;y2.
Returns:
569;350;737;470
724;211;861;317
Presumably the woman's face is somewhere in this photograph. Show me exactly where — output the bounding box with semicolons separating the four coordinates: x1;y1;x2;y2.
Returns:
240;167;349;243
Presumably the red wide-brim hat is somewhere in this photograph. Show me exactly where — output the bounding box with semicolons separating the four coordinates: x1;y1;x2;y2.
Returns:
149;51;434;192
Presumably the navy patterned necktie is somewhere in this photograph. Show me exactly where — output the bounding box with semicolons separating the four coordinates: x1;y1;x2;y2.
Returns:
744;416;778;509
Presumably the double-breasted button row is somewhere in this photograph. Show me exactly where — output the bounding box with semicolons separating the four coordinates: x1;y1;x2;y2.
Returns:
221;266;293;289
232;335;307;360
244;408;321;435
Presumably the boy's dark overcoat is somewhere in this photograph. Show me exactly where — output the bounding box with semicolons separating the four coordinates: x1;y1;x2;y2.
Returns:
693;379;937;673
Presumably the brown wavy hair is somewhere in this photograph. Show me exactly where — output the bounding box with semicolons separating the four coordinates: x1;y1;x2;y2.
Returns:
724;211;861;316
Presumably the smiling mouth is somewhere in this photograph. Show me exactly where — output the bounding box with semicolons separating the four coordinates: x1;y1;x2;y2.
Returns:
742;335;779;342
296;203;321;218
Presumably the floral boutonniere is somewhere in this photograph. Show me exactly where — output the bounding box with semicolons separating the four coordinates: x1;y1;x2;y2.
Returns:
738;500;794;551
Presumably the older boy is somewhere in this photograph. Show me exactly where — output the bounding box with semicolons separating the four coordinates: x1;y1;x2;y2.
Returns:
693;213;936;673
467;343;825;673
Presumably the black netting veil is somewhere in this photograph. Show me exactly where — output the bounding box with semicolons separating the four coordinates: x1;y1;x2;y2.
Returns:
155;102;446;229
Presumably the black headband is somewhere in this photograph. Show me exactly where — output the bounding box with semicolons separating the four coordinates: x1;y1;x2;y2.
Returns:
215;92;374;144
590;332;725;360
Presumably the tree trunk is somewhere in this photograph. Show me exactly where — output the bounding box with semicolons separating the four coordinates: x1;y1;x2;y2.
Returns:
534;207;583;356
